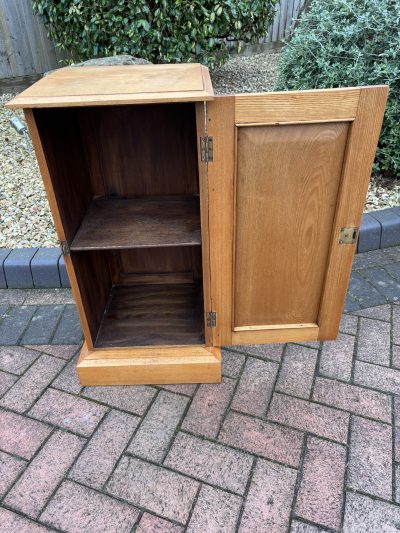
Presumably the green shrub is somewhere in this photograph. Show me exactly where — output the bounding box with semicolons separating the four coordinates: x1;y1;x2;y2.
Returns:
276;0;400;179
32;0;278;68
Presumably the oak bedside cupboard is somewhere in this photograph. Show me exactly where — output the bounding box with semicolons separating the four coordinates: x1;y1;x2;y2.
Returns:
6;64;388;386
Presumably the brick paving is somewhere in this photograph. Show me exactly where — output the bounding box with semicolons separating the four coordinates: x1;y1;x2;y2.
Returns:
0;247;400;532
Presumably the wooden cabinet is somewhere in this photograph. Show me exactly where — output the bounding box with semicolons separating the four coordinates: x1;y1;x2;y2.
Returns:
7;65;388;385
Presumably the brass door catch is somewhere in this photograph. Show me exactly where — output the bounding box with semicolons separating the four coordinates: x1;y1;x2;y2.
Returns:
339;227;359;244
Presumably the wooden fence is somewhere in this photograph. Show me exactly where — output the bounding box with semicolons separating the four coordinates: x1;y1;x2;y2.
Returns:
0;0;306;79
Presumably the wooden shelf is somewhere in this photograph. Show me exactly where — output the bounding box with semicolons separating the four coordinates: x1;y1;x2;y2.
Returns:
71;196;201;251
95;283;204;348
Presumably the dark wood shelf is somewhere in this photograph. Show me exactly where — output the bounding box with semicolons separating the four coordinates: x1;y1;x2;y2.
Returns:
95;282;204;348
71;195;201;251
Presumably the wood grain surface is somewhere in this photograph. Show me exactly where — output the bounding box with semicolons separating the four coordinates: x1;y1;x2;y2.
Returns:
317;86;389;338
77;344;221;385
80;103;199;197
234;122;349;327
235;88;360;124
6;64;214;107
71;196;201;250
95;283;204;348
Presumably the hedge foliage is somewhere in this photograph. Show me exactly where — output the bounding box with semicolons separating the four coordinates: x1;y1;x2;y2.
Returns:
276;0;400;179
32;0;278;68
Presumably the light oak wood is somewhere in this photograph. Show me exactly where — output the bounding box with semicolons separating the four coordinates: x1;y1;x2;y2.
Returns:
233;323;317;332
196;101;213;347
6;64;214;108
205;97;236;346
234;122;349;327
235;88;360;124
210;86;387;347
77;343;221;385
317;86;389;338
231;325;319;345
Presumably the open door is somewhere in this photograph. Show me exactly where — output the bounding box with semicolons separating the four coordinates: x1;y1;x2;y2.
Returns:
206;87;388;346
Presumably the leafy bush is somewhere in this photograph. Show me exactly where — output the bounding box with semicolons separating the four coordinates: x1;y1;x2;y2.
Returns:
276;0;400;179
32;0;278;68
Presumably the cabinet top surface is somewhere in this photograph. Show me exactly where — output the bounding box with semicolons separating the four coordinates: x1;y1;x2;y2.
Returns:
6;63;214;108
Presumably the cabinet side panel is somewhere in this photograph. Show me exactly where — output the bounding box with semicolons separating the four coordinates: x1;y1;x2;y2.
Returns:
234;122;349;327
32;108;93;242
71;251;112;344
24;109;94;348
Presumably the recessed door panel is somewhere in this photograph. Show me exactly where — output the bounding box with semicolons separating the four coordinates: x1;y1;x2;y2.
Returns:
205;88;388;346
234;122;349;328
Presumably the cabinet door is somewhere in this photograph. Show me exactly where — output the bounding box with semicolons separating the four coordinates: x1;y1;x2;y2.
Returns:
206;87;388;346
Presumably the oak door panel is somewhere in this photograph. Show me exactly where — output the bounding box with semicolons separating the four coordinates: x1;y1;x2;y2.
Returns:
207;87;388;346
234;122;349;327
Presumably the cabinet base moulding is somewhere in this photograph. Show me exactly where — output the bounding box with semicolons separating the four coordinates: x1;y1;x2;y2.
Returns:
77;343;221;386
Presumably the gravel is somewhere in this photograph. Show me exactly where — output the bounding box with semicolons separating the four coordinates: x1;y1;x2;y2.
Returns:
0;51;398;248
0;94;57;248
211;51;280;94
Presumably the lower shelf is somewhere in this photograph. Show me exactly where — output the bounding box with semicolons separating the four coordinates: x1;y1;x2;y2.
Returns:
95;282;204;348
77;344;221;385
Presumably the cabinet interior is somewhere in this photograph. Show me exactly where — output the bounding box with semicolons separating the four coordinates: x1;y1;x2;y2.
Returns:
34;103;205;348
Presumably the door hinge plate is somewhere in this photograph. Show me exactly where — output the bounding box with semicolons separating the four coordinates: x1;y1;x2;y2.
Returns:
207;311;217;328
339;227;359;245
200;136;213;162
61;240;70;255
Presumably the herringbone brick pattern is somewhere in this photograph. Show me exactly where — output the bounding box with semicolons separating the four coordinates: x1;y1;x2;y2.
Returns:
1;247;400;532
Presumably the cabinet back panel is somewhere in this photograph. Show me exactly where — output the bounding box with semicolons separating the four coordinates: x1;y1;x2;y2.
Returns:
234;122;349;327
78;103;199;197
110;246;202;285
33;108;93;242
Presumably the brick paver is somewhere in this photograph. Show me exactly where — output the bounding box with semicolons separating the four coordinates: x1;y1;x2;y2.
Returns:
69;409;139;489
128;390;188;461
0;354;65;412
29;388;108;436
276;344;318;399
182;377;235;438
268;392;349;443
239;459;296;533
1;246;400;532
187;485;242;533
295;436;346;530
348;416;392;500
40;480;139;533
319;333;355;382
164;432;252;495
4;430;85;517
231;357;278;417
0;451;26;497
106;456;199;523
137;513;184;532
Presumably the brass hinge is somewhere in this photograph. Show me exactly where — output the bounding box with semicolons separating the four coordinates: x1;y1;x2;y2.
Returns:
60;240;70;256
207;311;217;328
339;227;359;245
200;136;213;162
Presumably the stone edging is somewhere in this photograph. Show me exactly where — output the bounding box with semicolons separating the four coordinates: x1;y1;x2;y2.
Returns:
0;248;70;289
359;206;400;253
0;206;399;289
